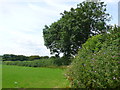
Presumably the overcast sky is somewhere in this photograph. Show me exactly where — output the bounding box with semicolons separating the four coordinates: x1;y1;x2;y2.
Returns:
0;0;119;56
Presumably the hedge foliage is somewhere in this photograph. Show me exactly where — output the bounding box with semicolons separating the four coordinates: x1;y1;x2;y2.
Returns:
3;56;72;67
66;26;120;88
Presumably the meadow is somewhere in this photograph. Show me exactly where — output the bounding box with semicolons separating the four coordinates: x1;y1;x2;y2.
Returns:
2;65;69;88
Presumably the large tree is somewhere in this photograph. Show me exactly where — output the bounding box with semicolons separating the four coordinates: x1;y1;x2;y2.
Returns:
43;1;110;58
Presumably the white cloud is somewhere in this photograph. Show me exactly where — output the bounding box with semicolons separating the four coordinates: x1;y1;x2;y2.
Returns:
44;0;74;9
0;0;67;56
0;0;43;3
102;0;119;3
0;0;119;3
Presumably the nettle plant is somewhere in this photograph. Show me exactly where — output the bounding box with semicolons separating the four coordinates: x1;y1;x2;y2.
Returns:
66;26;120;88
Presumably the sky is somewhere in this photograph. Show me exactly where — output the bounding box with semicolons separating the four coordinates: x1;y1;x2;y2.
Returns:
0;0;119;56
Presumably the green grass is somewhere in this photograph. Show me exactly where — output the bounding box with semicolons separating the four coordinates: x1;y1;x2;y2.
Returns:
2;65;69;88
0;63;2;89
0;55;2;89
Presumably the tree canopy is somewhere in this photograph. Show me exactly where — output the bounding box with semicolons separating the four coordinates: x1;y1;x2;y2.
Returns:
43;1;110;58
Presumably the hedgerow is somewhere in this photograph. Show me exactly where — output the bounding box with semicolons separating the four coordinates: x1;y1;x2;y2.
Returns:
3;56;71;67
66;26;120;88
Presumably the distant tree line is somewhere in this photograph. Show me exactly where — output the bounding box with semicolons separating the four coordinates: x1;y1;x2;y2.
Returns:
2;54;50;61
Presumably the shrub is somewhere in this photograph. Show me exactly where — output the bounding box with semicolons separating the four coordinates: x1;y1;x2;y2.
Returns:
82;34;105;53
66;26;120;88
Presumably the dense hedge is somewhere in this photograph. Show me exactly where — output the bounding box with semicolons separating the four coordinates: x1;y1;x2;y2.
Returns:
3;59;54;67
0;56;2;61
3;56;72;67
66;26;120;88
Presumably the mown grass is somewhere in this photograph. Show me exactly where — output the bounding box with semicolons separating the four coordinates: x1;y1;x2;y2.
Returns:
0;56;2;89
0;63;2;89
2;65;69;88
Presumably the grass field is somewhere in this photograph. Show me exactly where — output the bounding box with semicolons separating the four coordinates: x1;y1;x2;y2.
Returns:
2;65;69;88
0;56;2;89
0;63;2;89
